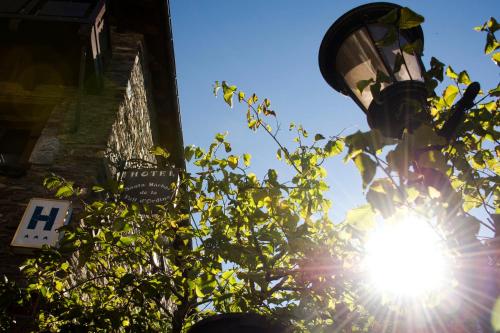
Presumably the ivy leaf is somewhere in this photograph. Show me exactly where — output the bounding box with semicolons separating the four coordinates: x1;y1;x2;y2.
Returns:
402;39;423;55
370;82;381;101
248;93;258;105
492;52;500;65
429;57;445;81
238;91;245;103
150;146;170;159
118;236;135;246
489;84;500;97
243;153;251;167
398;7;424;29
314;134;325;141
222;81;237;108
483;101;497;111
227;155;239;169
353;153;377;188
393;53;404;73
356;79;374;93
184;146;195;162
488;17;500;33
213;81;220;96
428;186;441;199
418;150;448;173
366;179;397;218
215;133;226;143
378;8;398;25
92;185;105;193
276;149;282;161
324;139;344;157
56;185;73;198
345;205;375;231
195;284;205;298
457;71;471;85
375;27;397;47
485;32;500;54
443;85;459;106
376;70;391;83
248;119;258;130
445;66;458;80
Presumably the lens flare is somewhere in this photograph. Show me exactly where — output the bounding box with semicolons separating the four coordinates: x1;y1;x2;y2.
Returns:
365;215;450;298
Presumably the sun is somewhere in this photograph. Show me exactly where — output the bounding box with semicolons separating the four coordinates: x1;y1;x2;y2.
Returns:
364;214;450;299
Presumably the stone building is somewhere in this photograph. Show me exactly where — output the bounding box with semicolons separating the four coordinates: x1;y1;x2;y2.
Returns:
0;0;184;281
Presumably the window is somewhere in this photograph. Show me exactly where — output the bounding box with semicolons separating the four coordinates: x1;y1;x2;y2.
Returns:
0;128;36;166
0;103;53;177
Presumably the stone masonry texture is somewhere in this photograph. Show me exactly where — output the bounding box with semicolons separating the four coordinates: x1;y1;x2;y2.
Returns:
0;29;158;281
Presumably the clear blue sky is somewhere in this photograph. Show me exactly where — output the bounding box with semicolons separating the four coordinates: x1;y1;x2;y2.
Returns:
170;0;499;222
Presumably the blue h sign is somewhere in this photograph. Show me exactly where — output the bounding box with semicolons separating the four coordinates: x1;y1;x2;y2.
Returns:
27;206;59;231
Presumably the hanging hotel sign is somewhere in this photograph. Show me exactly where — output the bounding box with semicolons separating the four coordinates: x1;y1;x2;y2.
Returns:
121;168;178;205
11;198;72;250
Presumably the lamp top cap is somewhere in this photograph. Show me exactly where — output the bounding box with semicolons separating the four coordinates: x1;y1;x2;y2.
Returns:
318;2;424;94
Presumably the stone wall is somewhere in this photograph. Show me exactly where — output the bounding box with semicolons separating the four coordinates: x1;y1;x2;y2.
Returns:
0;29;157;280
106;38;157;173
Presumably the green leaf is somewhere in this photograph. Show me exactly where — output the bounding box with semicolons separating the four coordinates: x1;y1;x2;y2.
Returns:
120;273;135;286
222;81;237;108
353;153;377;188
445;66;458;80
485;32;500;54
402;39;423;55
429;57;445;81
118;236;135;246
248;93;258;105
428;186;441;199
418;150;448;172
92;185;105;193
378;8;398;24
184;146;195;162
487;17;500;33
443;85;459;106
215;132;226;143
356;79;374;93
54;280;63;291
492;298;500;331
243;153;251;167
393;53;404;73
195;284;205;298
56;185;73;198
492;52;500;65
276;149;282;161
370;82;381;101
376;70;391;83
314;133;325;141
150;146;170;159
248;119;258;129
483;101;497;111
213;81;220;96
227;155;239;169
489;84;500;97
324;139;344;157
366;179;397;218
398;7;424;29
238;91;245;103
457;71;471;85
345;205;375;231
375;27;397;47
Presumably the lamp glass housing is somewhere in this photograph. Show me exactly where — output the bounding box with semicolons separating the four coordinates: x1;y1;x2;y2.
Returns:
319;2;427;138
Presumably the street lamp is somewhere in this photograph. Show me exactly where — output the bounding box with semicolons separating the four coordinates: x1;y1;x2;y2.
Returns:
318;2;427;138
